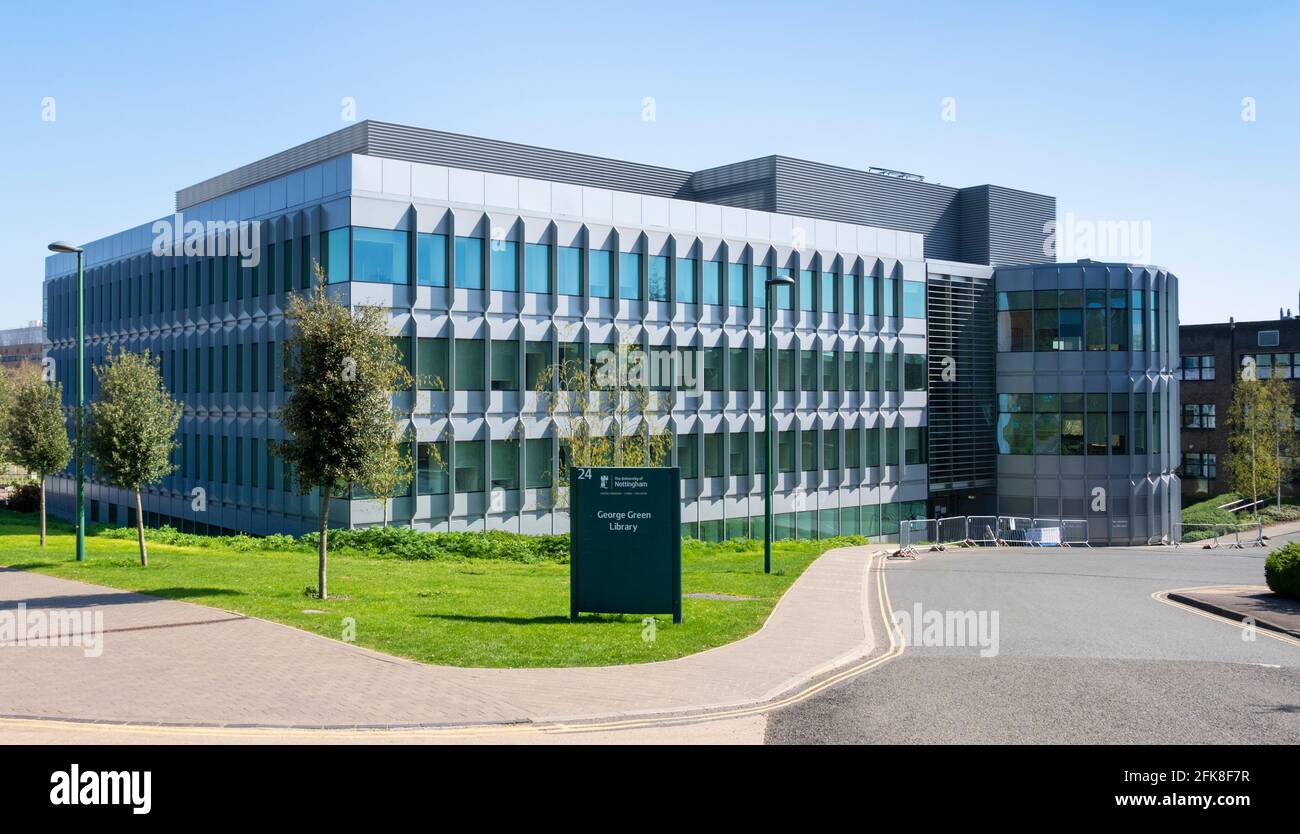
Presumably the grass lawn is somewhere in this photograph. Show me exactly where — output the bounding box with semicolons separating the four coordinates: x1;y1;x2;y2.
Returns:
0;510;861;668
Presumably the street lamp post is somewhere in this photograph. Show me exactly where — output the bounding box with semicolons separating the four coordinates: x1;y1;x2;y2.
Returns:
48;241;86;562
763;271;796;574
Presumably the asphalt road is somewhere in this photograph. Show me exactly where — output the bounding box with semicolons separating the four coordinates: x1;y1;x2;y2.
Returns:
767;542;1300;744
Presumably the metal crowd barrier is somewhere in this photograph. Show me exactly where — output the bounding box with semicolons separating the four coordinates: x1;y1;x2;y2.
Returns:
899;515;1093;551
1175;520;1266;549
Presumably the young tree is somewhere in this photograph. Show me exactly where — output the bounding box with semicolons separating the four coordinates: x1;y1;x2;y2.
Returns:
85;349;182;566
1224;371;1299;513
363;429;414;528
533;332;673;509
8;368;72;545
276;277;410;599
0;368;14;468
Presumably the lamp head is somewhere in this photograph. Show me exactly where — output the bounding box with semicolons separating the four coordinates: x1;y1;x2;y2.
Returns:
767;273;796;286
48;241;84;254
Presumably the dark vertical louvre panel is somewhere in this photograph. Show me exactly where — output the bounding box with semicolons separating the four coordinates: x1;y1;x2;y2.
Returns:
926;272;996;491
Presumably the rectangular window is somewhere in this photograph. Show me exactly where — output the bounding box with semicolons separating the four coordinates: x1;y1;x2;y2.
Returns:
778;349;796;392
1086;393;1108;455
843;351;860;392
1035;393;1060;454
775;268;794;310
822;271;838;314
902;281;926;318
843;270;857;314
701;261;721;305
886;426;900;467
865;351;880;391
822;350;839;392
417;233;448;286
728;263;746;306
1181;403;1216;429
823;427;840;470
778;430;795;473
644;255;667;301
619;253;642;300
674;257;696;304
491;241;518;292
882;277;897;318
589;250;613;297
753;348;766;392
752;265;769;310
525;243;550;293
1062;393;1084;455
455;339;485;391
885;353;899;392
1085;289;1107;351
1111;392;1129;454
801;429;817;472
416;337;449;391
524;340;551;391
1259;329;1280;347
904;427;927;465
1034;289;1059;351
300;236;311;289
729;348;749;391
729;433;749;476
997;291;1033;352
703;434;724;477
997;394;1033;455
490;440;519;490
800;270;815;312
454;441;485;493
352;228;408;285
525;438;552;489
490;340;519;391
703;347;724;391
1132;392;1147;454
557;246;582;296
1108;289;1129;351
677;435;698;480
800;350;818;392
454;237;484;289
904;354;926;392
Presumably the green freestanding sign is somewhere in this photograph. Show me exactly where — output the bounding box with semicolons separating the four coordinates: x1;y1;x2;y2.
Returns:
570;466;682;623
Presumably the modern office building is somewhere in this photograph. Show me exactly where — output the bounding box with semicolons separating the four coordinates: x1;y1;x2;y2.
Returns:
1178;312;1300;500
0;323;47;373
44;121;1180;544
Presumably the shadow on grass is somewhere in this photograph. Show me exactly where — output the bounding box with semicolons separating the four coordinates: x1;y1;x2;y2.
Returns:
0;587;242;609
419;612;646;626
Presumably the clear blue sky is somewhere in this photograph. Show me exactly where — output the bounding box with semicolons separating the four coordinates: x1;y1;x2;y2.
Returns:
1;0;1295;327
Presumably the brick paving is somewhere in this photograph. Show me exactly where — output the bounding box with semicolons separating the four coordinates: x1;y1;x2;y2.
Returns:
0;546;878;728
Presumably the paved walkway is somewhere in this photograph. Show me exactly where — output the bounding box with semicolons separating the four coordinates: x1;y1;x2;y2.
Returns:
0;547;879;729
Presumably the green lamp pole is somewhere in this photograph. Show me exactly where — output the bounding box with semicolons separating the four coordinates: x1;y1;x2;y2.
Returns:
763;271;796;574
49;241;86;562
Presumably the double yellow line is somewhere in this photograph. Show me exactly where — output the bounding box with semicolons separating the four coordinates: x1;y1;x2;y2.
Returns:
0;553;907;743
1152;588;1300;649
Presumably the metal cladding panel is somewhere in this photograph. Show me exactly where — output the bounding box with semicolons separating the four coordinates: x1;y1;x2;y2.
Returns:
926;270;997;491
769;156;963;260
686;156;778;212
363;122;694;199
985;185;1055;265
176;123;369;210
957;185;991;266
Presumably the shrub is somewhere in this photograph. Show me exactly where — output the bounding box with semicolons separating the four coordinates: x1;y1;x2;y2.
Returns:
1260;504;1300;523
1;483;40;513
1265;542;1300;600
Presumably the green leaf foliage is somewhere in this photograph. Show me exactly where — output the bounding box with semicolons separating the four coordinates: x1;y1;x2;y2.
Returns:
275;284;411;498
85;349;182;490
9;372;72;478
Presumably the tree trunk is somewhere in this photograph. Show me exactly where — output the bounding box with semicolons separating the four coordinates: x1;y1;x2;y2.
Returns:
382;499;388;528
317;488;330;600
39;480;46;547
135;489;148;567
